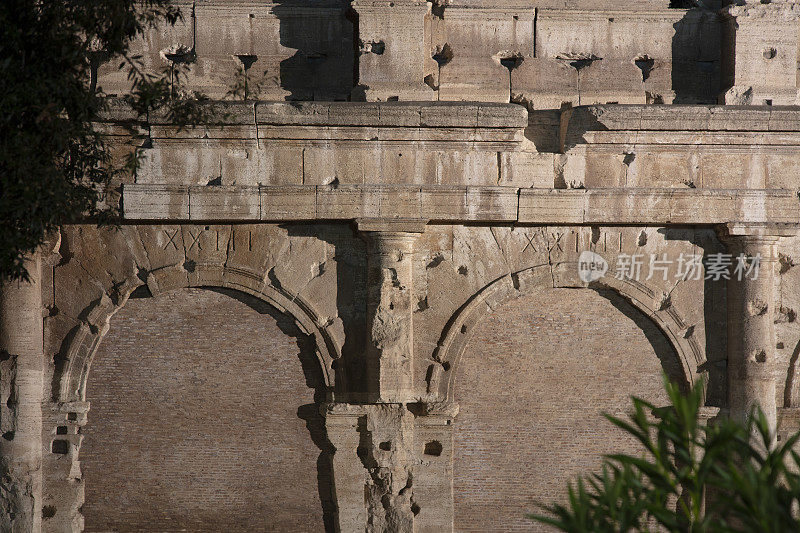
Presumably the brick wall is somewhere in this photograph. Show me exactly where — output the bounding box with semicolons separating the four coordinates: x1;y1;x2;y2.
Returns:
453;288;681;532
81;288;330;532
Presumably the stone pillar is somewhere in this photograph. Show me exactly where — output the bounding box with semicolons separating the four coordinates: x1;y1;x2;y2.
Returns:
0;253;44;532
721;1;800;105
357;218;427;404
719;223;797;438
412;402;459;533
325;403;418;533
351;0;434;101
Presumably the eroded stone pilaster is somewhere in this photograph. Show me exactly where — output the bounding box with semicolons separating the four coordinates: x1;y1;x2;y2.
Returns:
358;219;427;404
325;403;418;533
1;253;44;532
720;223;798;437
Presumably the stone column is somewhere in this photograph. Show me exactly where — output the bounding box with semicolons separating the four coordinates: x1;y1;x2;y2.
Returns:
357;218;427;404
719;223;797;438
0;253;44;532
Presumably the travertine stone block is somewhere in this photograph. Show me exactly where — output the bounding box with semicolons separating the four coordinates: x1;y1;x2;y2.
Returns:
352;0;434;101
721;2;800;105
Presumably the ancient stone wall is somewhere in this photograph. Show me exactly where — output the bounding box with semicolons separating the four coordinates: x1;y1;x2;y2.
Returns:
452;288;678;532
3;1;800;532
81;288;329;532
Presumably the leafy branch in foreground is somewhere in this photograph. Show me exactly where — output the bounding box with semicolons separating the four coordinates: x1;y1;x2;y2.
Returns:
1;1;211;281
529;377;800;532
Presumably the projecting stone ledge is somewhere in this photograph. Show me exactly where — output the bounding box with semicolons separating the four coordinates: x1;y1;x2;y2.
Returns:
99;98;529;130
122;184;800;225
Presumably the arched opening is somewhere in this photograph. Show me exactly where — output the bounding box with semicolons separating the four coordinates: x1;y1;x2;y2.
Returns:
80;287;333;532
452;287;683;532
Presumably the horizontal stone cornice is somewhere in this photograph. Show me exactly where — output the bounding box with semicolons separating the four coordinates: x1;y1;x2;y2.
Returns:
122;184;800;225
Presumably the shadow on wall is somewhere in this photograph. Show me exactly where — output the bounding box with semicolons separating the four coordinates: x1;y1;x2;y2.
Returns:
207;287;338;532
671;2;724;103
273;0;355;101
282;223;368;399
659;228;728;407
595;288;688;392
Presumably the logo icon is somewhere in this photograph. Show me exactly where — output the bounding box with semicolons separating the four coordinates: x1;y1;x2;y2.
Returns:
578;251;608;283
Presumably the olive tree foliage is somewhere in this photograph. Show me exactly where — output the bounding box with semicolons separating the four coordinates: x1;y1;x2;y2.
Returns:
529;378;800;532
0;0;208;281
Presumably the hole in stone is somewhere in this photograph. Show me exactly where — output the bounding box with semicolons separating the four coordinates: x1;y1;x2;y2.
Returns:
2;431;14;441
634;56;654;82
236;54;258;71
42;505;56;519
557;53;601;71
426;254;444;269
56;426;68;435
496;51;523;72
765;99;773;106
777;342;785;349
442;361;451;371
52;440;69;455
458;265;468;275
0;349;10;362
183;260;196;273
67;413;78;421
763;48;777;60
424;440;443;456
379;441;392;451
754;349;767;363
411;502;421;515
424;74;438;91
460;325;467;334
432;43;453;67
368;41;385;55
622;152;636;166
129;284;152;299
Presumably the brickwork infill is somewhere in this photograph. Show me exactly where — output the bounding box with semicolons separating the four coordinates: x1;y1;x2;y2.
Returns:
81;288;328;532
453;288;679;532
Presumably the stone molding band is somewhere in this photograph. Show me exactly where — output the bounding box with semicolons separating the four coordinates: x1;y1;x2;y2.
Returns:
122;184;800;225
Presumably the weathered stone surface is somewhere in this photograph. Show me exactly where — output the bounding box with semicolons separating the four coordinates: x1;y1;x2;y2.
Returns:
5;2;800;531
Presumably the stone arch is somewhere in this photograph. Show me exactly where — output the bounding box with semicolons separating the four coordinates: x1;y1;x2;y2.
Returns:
76;283;336;531
55;263;343;404
428;264;705;402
